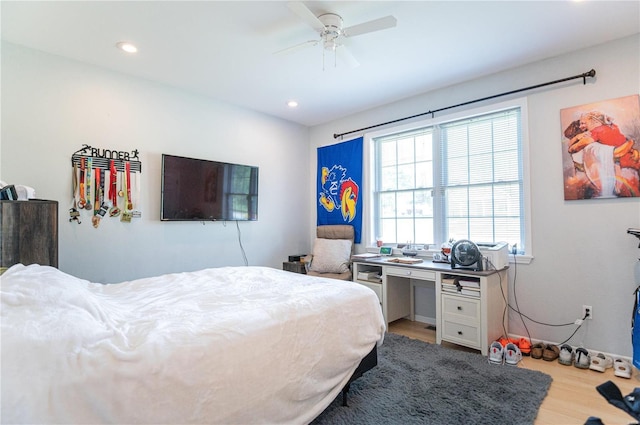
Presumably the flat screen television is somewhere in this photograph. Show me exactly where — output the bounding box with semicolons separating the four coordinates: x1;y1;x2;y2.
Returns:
161;154;258;221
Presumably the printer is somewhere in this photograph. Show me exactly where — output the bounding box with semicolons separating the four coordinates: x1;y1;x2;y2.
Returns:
477;242;509;270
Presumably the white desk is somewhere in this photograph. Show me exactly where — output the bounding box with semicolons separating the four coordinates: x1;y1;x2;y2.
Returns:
352;258;508;356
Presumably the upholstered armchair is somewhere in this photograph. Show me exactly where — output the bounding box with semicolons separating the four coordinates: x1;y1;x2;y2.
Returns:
305;225;355;281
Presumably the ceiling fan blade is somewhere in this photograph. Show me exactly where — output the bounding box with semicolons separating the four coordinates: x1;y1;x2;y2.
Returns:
343;15;397;38
287;1;325;33
337;44;360;68
274;39;319;55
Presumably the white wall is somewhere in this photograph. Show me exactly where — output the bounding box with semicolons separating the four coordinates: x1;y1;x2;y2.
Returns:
309;35;640;357
1;42;311;282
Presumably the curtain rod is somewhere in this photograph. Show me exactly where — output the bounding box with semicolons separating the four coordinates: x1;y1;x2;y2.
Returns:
333;68;596;139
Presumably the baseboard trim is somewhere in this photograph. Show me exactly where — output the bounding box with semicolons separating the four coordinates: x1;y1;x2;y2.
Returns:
507;332;632;363
413;315;436;327
406;319;631;362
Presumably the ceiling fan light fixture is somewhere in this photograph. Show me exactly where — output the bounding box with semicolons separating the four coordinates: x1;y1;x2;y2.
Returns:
116;41;138;53
323;39;337;51
283;2;396;70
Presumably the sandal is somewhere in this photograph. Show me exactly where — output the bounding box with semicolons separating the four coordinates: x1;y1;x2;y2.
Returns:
590;352;613;372
574;347;591;369
614;358;632;378
558;344;574;366
531;342;546;359
542;344;560;361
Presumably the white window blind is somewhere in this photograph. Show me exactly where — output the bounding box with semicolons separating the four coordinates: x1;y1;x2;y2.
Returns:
440;109;522;245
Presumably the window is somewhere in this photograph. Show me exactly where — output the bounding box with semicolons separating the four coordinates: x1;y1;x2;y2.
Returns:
372;101;527;254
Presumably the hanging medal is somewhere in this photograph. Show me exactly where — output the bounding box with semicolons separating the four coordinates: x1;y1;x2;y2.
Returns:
92;167;108;228
120;161;133;223
98;168;108;217
69;161;81;223
108;160;120;217
131;170;142;219
85;157;93;210
126;161;133;211
92;167;101;228
78;157;87;209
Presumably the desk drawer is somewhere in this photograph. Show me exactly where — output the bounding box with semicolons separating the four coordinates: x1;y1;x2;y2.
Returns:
441;320;481;348
442;294;480;322
385;266;435;280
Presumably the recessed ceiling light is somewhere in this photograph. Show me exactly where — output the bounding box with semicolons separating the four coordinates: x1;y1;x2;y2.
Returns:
116;41;138;53
287;100;299;108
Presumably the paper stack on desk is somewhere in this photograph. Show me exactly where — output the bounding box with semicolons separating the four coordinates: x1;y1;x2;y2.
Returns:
386;257;423;264
458;279;480;297
441;277;459;294
458;279;480;288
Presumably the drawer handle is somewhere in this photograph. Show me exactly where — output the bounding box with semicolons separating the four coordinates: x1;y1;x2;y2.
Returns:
457;331;463;335
457;306;462;311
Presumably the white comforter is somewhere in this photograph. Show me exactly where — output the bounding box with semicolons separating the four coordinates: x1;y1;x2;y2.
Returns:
1;264;385;424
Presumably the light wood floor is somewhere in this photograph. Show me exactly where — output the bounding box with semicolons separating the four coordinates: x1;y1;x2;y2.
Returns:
389;319;636;425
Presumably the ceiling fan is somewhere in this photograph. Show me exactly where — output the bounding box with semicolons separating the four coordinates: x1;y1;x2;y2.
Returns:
277;1;397;69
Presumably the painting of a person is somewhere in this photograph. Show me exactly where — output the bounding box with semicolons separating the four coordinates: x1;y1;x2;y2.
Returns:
561;95;640;199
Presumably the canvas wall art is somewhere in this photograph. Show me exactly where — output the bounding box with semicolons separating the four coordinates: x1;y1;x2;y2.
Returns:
560;94;640;200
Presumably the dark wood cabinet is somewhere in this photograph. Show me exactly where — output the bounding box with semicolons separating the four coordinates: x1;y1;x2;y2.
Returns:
0;200;58;269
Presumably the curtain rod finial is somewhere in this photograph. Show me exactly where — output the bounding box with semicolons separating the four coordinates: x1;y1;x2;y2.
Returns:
583;69;596;84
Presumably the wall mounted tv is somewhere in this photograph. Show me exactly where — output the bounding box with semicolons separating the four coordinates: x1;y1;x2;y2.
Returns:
161;154;258;221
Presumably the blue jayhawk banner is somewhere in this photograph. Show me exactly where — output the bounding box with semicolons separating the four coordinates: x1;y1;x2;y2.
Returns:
317;137;363;243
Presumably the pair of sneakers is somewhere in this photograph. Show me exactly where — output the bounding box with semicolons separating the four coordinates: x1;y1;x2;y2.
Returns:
489;340;522;365
497;337;531;356
558;344;591;368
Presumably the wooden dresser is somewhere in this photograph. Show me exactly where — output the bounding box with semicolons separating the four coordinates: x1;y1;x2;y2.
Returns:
0;199;58;269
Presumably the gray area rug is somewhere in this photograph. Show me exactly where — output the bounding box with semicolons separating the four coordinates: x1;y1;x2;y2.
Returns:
312;333;552;425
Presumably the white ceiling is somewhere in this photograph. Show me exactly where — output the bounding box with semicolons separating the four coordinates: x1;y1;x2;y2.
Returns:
2;1;639;127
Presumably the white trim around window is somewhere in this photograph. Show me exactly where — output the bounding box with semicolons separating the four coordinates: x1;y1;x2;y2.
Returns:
361;97;533;264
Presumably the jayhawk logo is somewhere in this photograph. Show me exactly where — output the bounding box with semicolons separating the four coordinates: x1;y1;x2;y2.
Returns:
319;165;359;222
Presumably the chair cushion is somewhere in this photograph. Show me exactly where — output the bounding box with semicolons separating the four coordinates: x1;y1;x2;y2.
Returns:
309;238;352;274
307;270;353;281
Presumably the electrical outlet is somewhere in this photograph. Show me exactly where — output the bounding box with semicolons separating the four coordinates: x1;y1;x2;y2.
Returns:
583;305;593;320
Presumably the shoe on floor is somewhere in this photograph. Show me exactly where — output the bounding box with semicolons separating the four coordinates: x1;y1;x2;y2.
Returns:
542;344;560;361
558;344;574;366
518;338;532;356
497;337;510;347
531;342;546;359
574;347;591;369
504;342;522;365
590;352;614;372
614;358;632;379
488;341;504;365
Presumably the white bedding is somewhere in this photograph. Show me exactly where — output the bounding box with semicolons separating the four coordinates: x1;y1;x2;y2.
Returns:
1;264;385;424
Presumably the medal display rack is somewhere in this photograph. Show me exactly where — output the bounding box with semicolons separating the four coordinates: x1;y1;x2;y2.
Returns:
71;154;142;174
69;145;142;227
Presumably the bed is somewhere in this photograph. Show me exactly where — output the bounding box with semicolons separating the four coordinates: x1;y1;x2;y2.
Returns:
1;264;385;424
